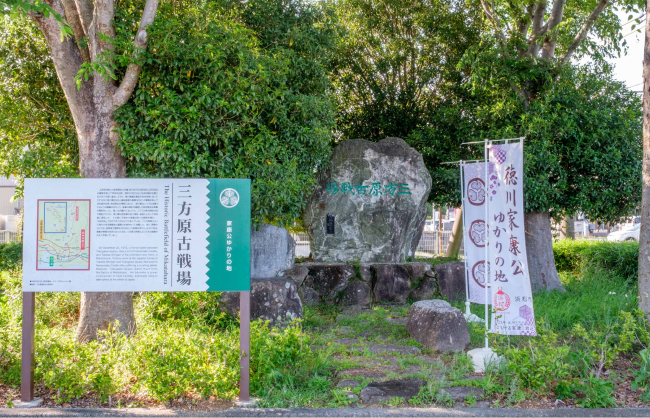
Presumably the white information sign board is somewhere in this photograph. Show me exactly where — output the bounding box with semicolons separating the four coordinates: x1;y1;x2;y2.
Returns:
23;178;251;292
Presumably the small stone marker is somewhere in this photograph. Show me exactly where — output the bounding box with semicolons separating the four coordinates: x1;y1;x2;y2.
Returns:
406;300;470;352
250;224;295;279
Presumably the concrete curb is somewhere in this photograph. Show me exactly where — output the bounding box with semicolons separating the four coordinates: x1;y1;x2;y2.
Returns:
2;408;650;417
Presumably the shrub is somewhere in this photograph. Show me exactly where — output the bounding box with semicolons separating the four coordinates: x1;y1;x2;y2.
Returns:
0;241;22;272
493;322;571;394
553;239;638;281
0;263;320;403
115;0;335;226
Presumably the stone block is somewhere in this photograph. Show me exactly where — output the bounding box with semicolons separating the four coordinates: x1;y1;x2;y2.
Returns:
360;378;425;404
435;261;465;303
340;280;371;307
405;262;437;302
298;286;320;307
278;265;309;287
406;299;470;352
251;224;295;279
371;264;412;303
220;278;302;328
303;263;355;304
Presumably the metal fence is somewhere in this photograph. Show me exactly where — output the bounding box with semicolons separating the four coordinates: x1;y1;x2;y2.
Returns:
292;230;461;259
414;231;461;258
0;231;19;244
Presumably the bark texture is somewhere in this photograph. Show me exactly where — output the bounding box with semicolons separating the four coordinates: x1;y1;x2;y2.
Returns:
639;1;650;317
30;0;159;341
559;215;575;239
445;209;463;258
524;211;565;292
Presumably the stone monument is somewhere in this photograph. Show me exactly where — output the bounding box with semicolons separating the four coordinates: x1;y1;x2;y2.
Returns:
303;137;432;263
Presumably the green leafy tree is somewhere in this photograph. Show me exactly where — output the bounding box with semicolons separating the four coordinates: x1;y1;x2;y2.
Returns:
474;63;641;289
330;0;485;205
1;0;334;340
0;16;78;193
115;0;335;225
464;0;643;290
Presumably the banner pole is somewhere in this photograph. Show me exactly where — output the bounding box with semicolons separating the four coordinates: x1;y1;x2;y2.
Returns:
21;291;35;402
484;140;490;350
459;161;471;316
239;290;250;403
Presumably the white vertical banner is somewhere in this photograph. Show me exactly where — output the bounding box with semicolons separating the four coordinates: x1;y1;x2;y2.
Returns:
462;162;491;304
488;142;537;336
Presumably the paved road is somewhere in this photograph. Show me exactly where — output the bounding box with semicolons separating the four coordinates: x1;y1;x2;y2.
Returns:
3;408;650;417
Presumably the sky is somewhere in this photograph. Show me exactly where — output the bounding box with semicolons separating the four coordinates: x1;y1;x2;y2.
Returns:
608;12;645;91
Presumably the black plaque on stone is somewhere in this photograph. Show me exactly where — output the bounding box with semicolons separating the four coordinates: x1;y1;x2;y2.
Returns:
326;213;335;235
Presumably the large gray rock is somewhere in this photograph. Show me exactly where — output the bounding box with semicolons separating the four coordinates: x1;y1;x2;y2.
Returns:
406;300;470;352
219;278;302;328
360;378;425;404
251;224;295;279
302;263;355;304
303;137;432;263
435;261;465;303
371;264;412;304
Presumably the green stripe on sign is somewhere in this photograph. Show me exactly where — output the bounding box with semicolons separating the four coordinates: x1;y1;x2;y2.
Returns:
206;179;251;291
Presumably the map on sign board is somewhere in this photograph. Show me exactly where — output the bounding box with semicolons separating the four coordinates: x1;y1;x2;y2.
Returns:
37;199;90;270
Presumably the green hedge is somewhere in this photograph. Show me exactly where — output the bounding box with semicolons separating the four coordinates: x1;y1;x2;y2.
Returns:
553;239;638;281
0;241;21;271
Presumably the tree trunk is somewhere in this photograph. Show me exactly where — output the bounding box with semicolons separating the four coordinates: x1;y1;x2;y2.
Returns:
76;105;135;342
639;0;650;317
560;215;575;239
30;0;158;341
446;208;463;258
524;211;565;292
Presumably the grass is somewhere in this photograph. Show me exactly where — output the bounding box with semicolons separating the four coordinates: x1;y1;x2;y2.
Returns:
0;239;648;409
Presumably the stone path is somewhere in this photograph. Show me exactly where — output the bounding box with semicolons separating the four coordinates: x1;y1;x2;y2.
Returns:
309;305;482;407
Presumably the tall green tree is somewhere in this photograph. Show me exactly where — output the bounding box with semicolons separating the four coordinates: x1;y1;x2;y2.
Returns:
330;0;486;205
116;0;336;225
1;0;335;340
0;16;78;192
467;0;643;290
1;0;161;341
470;62;642;290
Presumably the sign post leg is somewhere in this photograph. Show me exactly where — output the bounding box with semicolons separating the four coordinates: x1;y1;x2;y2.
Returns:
239;290;250;403
21;291;35;402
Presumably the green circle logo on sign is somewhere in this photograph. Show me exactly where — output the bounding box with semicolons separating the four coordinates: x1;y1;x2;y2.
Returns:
220;188;240;208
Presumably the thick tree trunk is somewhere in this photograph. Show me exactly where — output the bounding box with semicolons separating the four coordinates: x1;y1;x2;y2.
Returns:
639;1;650;318
30;0;157;341
524;211;565;292
446;209;463;258
76;108;135;342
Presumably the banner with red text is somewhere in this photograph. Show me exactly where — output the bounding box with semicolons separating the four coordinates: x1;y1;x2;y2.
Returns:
487;142;536;336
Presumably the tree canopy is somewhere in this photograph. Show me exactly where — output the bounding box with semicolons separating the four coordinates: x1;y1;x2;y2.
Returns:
0;16;78;193
0;0;337;225
330;0;486;205
473;63;642;222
